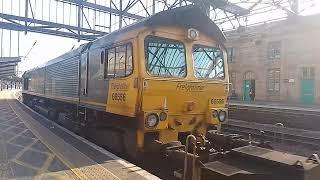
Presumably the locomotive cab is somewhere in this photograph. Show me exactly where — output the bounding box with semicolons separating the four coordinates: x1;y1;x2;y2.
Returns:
136;25;229;150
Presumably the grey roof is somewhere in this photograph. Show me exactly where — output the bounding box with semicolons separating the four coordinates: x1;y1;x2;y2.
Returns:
0;57;21;63
91;5;226;48
0;57;20;78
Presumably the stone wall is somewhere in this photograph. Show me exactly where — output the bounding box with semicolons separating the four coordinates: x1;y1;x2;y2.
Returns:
225;13;320;104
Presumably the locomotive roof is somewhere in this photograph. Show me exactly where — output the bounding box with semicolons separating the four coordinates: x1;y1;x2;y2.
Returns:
91;5;226;49
24;5;225;74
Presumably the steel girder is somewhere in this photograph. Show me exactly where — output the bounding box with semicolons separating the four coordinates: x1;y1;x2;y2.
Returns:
0;0;249;43
0;13;106;41
56;0;144;19
186;0;249;15
0;57;21;64
0;63;18;69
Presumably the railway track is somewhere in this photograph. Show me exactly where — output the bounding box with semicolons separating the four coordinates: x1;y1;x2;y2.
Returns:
229;103;320;132
222;119;320;151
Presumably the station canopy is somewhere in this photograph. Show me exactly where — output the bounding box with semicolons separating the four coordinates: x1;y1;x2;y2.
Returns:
0;57;21;79
202;0;319;31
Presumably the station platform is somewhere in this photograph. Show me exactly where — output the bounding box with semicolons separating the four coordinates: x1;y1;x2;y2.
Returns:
0;90;158;180
229;100;320;113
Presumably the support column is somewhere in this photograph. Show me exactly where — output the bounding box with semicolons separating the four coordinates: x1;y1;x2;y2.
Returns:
291;0;299;14
77;1;83;42
25;0;29;35
152;0;156;15
119;0;123;29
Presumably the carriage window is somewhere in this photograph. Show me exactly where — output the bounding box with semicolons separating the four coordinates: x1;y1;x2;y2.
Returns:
104;43;133;79
100;51;105;64
106;48;115;78
144;36;186;78
193;45;225;80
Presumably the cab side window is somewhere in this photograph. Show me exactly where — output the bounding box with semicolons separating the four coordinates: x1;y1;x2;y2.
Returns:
104;43;133;79
106;48;115;78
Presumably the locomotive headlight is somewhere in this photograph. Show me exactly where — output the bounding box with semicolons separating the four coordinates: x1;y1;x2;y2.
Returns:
218;111;227;122
212;110;218;118
187;28;199;40
145;113;159;128
159;112;167;121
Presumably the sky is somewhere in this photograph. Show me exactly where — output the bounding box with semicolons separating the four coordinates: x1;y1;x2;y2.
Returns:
0;0;319;75
17;32;85;74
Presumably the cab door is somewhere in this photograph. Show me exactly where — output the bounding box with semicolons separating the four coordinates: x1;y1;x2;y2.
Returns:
105;42;139;117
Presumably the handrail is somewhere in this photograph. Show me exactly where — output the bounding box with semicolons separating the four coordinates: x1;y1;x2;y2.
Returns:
274;123;284;144
183;135;197;180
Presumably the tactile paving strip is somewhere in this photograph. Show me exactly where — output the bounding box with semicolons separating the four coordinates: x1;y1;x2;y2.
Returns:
1;90;159;180
8;101;120;180
0;92;78;179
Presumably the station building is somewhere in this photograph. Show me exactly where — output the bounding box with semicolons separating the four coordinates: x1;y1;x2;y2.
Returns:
225;13;320;105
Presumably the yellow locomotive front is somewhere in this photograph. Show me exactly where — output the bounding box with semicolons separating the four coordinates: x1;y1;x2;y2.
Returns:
136;26;229;150
97;6;230;155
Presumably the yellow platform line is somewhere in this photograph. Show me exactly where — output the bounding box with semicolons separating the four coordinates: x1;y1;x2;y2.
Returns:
6;100;86;179
6;98;120;180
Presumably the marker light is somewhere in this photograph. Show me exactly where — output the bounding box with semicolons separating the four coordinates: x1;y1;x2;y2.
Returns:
145;113;159;128
218;111;227;122
159;112;167;121
188;28;199;40
212;110;219;118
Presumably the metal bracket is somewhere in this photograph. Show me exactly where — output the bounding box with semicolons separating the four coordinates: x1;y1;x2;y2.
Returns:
274;122;284;144
307;154;320;164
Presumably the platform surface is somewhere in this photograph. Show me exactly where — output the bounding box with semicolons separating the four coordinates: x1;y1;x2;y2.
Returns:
0;90;158;180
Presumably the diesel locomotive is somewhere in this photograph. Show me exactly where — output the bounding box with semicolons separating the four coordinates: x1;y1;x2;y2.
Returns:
22;6;320;180
22;6;228;156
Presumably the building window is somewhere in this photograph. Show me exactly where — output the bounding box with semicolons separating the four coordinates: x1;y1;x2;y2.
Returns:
267;69;280;92
301;67;315;80
227;47;234;62
230;71;236;90
244;71;254;80
267;41;281;60
105;43;133;79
